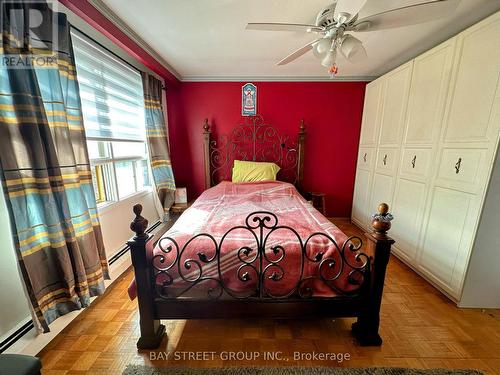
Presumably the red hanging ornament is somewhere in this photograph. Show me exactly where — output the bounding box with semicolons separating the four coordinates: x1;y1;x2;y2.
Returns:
329;63;338;77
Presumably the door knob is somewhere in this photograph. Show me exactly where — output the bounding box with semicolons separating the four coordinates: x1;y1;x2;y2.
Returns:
411;155;416;169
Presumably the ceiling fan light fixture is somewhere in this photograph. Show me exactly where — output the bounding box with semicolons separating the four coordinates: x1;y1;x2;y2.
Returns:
313;38;332;58
340;34;363;59
321;49;337;68
335;12;350;25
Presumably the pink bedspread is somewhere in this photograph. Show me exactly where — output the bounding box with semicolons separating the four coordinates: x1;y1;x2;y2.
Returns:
128;181;367;300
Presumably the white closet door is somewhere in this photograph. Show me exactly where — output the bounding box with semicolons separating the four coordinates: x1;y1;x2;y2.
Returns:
357;147;375;171
399;148;433;182
404;40;455;146
352;168;372;229
418;187;480;299
369;173;395;219
359;79;384;146
378;62;413;147
442;14;500;144
391;178;427;263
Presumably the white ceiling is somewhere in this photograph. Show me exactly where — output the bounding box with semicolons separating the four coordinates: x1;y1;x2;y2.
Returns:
98;0;500;80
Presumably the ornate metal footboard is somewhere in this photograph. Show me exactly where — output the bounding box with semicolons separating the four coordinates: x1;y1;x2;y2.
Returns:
128;204;395;350
152;211;370;301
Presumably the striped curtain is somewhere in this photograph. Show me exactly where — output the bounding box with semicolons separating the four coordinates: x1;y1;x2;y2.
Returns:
141;73;176;219
0;1;109;331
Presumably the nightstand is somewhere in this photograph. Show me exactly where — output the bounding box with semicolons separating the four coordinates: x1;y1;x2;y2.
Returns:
170;201;193;220
309;192;326;216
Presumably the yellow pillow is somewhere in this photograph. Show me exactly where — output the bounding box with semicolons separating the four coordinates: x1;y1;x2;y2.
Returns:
232;160;280;182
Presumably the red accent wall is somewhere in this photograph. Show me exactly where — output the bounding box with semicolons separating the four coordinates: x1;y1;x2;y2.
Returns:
167;82;366;217
58;1;366;217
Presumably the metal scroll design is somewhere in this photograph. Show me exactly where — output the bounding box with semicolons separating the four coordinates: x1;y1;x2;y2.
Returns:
152;211;370;300
209;115;299;186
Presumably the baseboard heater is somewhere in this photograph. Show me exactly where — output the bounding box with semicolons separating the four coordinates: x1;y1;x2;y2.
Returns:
0;220;161;353
0;321;34;354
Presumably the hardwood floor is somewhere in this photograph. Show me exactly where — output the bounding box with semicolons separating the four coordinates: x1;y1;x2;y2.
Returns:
38;220;500;375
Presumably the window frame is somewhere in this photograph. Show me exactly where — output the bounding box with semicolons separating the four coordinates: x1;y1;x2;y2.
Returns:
71;26;154;209
87;138;153;210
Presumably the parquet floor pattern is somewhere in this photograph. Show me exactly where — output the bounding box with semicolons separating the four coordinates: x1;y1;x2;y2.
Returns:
38;220;500;374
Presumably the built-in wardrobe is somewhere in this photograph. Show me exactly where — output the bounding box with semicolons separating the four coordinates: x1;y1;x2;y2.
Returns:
351;11;500;307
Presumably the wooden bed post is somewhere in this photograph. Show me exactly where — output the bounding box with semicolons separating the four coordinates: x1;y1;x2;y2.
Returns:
297;119;306;191
203;119;211;189
352;203;395;346
128;204;165;349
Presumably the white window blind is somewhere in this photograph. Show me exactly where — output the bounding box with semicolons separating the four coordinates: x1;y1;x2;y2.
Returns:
71;29;145;141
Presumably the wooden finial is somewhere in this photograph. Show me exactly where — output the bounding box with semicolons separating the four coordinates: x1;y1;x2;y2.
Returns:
371;202;392;234
299;119;306;133
203;118;210;133
378;203;389;215
130;204;148;238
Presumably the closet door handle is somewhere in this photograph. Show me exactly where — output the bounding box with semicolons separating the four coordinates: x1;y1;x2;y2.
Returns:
363;153;367;163
411;155;417;169
383;154;388;166
455;157;462;174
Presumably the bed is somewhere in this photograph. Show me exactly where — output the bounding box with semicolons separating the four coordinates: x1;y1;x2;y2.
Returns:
128;116;394;349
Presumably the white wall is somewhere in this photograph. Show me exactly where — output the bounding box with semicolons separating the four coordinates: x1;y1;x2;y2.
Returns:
0;187;32;344
459;146;500;308
99;190;160;260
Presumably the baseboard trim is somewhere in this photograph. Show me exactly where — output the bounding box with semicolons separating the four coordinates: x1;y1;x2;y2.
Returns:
0;321;34;354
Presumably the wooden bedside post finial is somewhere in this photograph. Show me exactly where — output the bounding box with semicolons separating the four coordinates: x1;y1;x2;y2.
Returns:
299;119;306;135
371;202;393;235
203;118;210;134
130;204;148;238
378;203;389;215
297;119;306;191
203;118;211;190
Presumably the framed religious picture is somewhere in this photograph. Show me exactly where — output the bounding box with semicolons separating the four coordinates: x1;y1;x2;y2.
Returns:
242;83;257;116
174;187;187;204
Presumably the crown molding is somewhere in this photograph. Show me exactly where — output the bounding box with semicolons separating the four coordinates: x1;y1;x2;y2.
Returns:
180;75;377;82
88;0;181;80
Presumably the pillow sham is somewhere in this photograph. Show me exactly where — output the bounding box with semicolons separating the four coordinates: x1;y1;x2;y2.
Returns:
232;160;280;183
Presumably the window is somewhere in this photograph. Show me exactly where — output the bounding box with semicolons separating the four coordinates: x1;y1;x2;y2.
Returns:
71;29;152;206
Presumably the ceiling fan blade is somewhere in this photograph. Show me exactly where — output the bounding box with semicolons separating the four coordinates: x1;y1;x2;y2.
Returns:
277;39;321;66
351;0;461;32
334;0;368;22
246;23;323;33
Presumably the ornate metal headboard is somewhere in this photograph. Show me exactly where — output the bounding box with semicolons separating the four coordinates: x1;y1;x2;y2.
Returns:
203;115;306;191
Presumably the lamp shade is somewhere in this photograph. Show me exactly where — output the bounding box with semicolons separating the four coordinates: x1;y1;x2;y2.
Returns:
321;49;337;67
340;34;365;61
313;38;332;58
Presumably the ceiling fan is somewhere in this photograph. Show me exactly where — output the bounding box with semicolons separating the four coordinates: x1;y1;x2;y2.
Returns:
246;0;461;76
